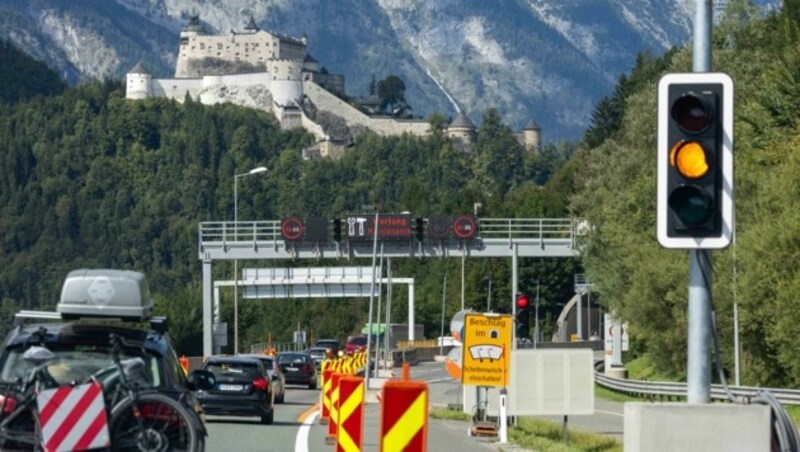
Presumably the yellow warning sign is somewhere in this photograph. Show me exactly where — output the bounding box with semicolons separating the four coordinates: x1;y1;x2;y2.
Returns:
461;313;512;387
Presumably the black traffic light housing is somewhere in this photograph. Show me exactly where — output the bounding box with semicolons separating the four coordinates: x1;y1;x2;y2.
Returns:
332;218;342;242
515;293;530;339
657;73;733;249
414;217;425;241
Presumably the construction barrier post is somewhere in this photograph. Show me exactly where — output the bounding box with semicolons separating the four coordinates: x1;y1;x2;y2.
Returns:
379;380;429;452
321;368;333;424
179;356;189;376
325;373;344;445
336;376;365;452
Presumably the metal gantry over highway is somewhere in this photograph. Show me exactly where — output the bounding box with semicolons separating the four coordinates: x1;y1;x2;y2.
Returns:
198;216;582;356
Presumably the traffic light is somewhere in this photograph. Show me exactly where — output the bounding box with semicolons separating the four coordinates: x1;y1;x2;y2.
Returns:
414;217;424;241
332;218;342;242
657;73;734;249
515;293;530;339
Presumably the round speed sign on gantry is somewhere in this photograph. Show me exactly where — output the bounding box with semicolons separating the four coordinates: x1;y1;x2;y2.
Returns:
452;215;478;240
281;217;304;241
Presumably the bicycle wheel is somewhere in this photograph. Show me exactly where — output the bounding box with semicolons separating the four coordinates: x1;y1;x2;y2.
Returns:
108;392;199;452
0;393;42;451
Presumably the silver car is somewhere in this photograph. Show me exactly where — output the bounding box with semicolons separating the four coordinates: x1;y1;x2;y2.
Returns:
237;354;285;403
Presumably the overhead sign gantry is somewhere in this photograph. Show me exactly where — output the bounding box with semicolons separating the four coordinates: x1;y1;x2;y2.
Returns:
198;216;581;357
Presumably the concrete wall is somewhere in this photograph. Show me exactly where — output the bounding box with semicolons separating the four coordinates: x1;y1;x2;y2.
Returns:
624;403;770;452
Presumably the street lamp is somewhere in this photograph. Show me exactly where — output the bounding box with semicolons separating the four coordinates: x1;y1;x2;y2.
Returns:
233;166;268;353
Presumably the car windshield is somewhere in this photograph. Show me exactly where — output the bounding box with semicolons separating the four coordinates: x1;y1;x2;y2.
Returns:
307;348;325;356
315;341;338;349
348;337;368;346
205;361;259;378
278;354;309;364
0;344;160;387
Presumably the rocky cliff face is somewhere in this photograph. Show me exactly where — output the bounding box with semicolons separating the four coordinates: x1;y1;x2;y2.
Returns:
0;0;779;140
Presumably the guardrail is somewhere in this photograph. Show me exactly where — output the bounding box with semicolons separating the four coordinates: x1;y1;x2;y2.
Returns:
595;371;800;405
198;218;581;245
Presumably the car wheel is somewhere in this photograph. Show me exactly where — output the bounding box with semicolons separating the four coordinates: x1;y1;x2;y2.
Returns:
261;410;274;425
308;381;317;390
277;390;285;404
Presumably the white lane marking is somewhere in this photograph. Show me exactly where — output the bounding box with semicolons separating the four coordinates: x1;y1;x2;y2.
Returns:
595;409;624;417
294;409;319;452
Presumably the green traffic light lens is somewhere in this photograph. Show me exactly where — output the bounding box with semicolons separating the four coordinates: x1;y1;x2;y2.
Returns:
672;95;710;133
669;185;711;226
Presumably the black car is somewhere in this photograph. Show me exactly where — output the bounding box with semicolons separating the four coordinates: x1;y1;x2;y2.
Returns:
198;356;275;424
313;339;341;356
237;354;285;403
306;346;328;371
0;320;211;449
276;352;317;389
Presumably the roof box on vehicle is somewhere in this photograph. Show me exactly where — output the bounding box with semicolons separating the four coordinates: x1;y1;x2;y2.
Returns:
58;269;153;321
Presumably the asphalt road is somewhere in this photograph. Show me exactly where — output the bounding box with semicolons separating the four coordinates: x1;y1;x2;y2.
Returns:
204;361;624;451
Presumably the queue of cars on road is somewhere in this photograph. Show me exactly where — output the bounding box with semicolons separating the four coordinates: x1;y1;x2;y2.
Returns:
0;268;374;450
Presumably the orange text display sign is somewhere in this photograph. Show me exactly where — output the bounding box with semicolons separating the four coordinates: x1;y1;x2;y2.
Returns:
461;313;512;387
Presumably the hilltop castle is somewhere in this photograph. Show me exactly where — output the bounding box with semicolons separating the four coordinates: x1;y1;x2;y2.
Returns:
126;16;541;158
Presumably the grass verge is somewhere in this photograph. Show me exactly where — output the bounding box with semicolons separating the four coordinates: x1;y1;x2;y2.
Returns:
429;406;622;451
509;417;622;452
429;407;471;421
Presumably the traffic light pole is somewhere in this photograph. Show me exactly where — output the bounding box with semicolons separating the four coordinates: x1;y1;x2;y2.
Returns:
687;0;713;405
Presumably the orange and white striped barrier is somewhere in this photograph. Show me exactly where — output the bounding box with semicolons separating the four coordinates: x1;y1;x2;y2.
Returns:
37;382;111;452
321;368;334;424
379;379;429;452
325;372;344;444
335;376;365;452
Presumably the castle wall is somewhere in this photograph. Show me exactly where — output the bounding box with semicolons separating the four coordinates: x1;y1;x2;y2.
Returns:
151;78;203;100
303;81;428;136
300;111;328;141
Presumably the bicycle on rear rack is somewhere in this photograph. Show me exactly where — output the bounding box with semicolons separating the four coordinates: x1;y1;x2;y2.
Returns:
0;331;210;451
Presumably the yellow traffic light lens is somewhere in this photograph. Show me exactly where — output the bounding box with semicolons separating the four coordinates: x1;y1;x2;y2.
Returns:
670;141;709;179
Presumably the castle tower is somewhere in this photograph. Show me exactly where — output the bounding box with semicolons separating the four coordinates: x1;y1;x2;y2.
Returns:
176;15;203;77
126;62;151;100
271;59;304;107
244;16;259;33
523;119;541;152
447;113;476;146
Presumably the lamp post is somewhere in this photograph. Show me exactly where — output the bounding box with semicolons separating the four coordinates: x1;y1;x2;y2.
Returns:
233;166;268;354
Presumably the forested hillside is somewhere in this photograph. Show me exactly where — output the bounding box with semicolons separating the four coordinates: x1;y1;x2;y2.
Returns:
572;2;800;387
6;0;800;388
0;39;65;104
0;46;576;355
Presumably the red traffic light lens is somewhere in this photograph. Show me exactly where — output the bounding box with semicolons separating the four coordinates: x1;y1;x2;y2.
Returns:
672;94;711;133
516;294;529;309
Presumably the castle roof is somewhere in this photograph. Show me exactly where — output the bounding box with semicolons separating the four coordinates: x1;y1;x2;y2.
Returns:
449;113;475;129
304;54;318;63
128;61;150;75
183;15;203;33
524;120;541;131
244;16;259;31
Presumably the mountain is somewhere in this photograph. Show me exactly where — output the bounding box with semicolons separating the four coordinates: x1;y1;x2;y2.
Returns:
0;0;780;141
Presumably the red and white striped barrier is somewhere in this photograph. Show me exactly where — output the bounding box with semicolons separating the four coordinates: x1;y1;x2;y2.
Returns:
37;382;110;452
